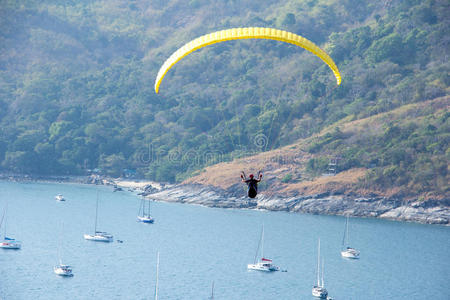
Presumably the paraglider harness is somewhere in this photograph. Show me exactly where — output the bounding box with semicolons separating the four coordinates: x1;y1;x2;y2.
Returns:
241;171;262;198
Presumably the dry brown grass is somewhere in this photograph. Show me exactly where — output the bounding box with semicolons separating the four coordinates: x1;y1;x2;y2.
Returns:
280;168;367;196
184;96;449;197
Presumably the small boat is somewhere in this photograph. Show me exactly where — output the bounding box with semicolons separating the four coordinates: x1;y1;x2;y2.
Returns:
84;192;113;242
0;237;21;249
137;198;154;223
55;194;65;201
341;215;360;259
54;264;73;276
312;239;328;299
0;206;21;250
84;231;113;242
247;225;279;272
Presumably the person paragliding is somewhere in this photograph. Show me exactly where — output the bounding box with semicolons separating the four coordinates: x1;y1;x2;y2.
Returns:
241;171;262;198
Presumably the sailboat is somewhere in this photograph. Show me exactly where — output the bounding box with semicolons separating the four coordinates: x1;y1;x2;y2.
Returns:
55;194;65;201
54;263;73;276
341;215;360;259
137;198;154;223
0;205;21;250
209;281;215;300
54;223;73;276
83;192;113;242
154;252;159;300
247;225;279;272
312;239;328;299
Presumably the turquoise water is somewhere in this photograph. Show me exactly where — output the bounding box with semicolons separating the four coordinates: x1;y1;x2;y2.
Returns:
0;181;449;300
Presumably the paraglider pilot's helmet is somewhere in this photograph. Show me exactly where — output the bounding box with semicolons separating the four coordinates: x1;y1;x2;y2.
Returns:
249;174;254;179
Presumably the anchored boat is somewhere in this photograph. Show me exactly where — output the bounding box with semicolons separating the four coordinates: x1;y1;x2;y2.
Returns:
84;192;113;242
341;215;360;259
247;225;279;272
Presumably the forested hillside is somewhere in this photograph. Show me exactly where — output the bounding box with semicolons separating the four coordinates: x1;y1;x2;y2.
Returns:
186;96;449;199
0;0;448;191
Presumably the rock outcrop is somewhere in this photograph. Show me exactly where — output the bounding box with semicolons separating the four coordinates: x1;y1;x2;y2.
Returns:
147;184;449;225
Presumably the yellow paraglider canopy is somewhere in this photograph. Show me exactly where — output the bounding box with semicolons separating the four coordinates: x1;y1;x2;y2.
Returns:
154;27;341;93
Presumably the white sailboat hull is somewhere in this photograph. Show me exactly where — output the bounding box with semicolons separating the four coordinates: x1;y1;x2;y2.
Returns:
341;248;360;259
312;286;328;298
55;195;65;201
54;265;73;276
0;240;21;249
137;215;154;223
247;261;279;272
83;233;113;242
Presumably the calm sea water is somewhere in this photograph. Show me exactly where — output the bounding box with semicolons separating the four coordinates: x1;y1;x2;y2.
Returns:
0;181;449;300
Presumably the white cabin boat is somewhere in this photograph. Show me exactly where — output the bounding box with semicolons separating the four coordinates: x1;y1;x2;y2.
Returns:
341;215;360;259
247;225;279;272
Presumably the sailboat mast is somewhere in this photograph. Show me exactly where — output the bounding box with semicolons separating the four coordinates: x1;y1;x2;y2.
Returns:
144;198;147;217
0;207;5;230
346;215;350;246
210;281;214;299
57;222;63;265
342;215;348;249
321;258;325;287
2;202;9;239
148;199;151;217
317;238;321;287
3;206;7;239
253;226;263;264
154;251;159;300
94;191;99;233
261;224;264;259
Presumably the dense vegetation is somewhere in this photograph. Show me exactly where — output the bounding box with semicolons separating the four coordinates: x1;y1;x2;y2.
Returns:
0;0;448;194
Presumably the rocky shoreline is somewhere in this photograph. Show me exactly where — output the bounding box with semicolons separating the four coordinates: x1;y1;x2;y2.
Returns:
2;174;448;225
146;184;450;225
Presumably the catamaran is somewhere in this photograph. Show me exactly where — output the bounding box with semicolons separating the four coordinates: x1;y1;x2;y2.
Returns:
341;215;360;259
84;192;113;242
137;198;154;223
0;206;21;250
247;225;279;272
312;239;328;299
